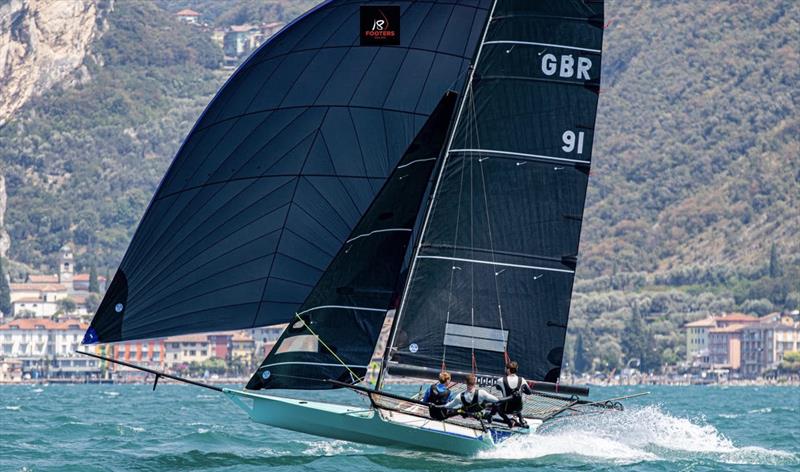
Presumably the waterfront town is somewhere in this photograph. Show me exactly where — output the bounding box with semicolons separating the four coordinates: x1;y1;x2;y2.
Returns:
0;244;798;385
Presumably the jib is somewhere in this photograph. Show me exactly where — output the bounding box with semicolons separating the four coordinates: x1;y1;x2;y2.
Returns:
541;54;592;80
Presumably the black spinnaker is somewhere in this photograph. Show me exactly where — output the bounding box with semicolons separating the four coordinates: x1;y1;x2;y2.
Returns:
247;92;458;390
385;0;604;383
84;0;492;344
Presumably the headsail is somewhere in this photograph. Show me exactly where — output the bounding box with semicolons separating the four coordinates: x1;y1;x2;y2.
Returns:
385;0;604;382
84;0;492;344
246;92;458;390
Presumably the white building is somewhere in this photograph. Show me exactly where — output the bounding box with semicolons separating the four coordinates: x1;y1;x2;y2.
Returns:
0;318;86;357
175;8;201;24
7;244;104;318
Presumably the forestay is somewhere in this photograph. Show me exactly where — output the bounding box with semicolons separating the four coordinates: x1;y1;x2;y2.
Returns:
84;0;492;344
387;0;604;382
246;92;458;390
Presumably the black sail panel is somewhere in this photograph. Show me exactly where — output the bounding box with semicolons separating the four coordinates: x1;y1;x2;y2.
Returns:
388;0;603;382
247;92;458;390
84;1;492;344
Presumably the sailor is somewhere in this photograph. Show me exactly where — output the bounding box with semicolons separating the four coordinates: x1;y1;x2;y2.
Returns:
433;374;499;420
423;371;453;420
492;360;532;428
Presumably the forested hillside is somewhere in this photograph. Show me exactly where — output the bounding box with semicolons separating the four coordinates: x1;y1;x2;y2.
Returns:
0;1;797;371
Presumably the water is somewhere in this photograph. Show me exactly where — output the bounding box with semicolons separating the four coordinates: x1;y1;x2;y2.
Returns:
1;384;798;471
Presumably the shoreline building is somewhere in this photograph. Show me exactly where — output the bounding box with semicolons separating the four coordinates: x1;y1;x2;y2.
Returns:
0;318;102;380
685;312;799;378
685;316;715;367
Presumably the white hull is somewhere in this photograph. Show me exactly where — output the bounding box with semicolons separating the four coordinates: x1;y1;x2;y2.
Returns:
224;388;537;455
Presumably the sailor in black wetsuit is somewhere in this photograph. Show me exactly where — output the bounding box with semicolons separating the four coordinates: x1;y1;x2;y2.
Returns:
492;361;533;428
423;371;453;420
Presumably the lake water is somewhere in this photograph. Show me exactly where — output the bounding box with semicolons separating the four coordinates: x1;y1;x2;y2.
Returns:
1;384;798;471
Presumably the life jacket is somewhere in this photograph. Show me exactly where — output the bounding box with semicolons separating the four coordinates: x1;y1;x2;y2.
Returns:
502;375;524;412
460;390;483;414
427;383;451;406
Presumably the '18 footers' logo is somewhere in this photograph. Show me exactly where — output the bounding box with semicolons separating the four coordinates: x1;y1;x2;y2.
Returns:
360;6;400;46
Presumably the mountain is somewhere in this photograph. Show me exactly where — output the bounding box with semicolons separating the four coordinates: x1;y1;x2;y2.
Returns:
0;0;797;371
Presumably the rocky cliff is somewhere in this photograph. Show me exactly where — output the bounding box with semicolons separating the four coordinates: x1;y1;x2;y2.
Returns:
0;0;98;126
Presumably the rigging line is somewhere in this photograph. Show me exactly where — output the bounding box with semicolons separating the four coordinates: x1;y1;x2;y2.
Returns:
395;157;437;169
469;86;476;371
472;80;508;369
380;0;500;388
345;228;412;244
441;94;471;370
296;305;387;315
293;313;365;384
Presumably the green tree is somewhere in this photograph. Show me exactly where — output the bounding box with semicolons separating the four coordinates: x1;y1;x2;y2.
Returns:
621;309;656;371
56;298;78;316
88;264;100;293
768;243;782;278
573;333;591;374
0;257;10;316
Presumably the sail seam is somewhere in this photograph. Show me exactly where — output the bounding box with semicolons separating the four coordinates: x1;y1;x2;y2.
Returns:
483;40;601;53
417;255;575;274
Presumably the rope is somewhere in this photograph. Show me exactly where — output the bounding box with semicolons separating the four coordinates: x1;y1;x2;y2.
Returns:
293;313;364;384
440;79;472;372
471;70;509;370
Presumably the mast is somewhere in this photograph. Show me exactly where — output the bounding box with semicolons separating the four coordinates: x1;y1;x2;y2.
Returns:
378;0;501;388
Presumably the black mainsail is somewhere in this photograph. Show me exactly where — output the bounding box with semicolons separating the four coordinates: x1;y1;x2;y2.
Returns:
84;0;492;344
247;92;458;390
385;0;604;383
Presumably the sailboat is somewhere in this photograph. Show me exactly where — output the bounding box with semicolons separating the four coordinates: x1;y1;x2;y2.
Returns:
80;0;646;455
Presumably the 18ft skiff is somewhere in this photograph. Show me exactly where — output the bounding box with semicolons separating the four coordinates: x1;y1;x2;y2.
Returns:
80;0;647;455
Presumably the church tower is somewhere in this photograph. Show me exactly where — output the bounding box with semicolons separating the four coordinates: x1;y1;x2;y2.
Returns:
58;244;74;286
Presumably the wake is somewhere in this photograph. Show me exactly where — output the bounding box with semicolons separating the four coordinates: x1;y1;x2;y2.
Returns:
478;405;798;466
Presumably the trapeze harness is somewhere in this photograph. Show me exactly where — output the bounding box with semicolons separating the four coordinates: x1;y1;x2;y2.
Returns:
501;376;524;413
460;390;485;417
427;384;451;420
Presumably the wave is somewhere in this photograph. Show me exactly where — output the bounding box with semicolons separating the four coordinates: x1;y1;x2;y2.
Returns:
478;405;798;466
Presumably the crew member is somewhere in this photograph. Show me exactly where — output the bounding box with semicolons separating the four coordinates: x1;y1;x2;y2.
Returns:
423;371;453;420
433;374;499;420
492;360;532;427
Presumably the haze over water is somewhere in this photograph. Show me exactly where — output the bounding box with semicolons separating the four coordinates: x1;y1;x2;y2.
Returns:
1;385;797;471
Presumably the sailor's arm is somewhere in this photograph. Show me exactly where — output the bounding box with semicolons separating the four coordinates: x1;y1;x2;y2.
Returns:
441;396;461;409
520;377;533;395
480;390;500;404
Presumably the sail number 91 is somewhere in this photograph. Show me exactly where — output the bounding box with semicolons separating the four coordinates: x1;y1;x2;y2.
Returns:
562;130;585;154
